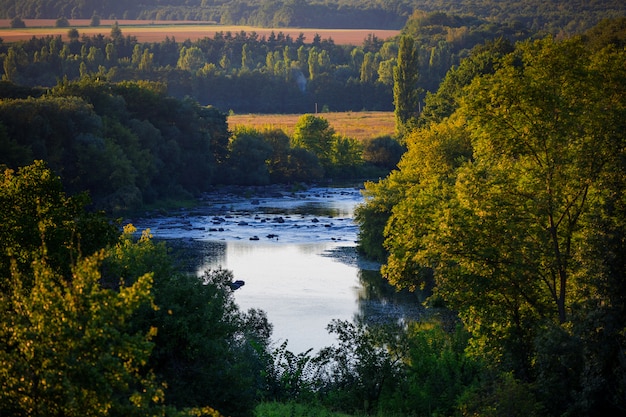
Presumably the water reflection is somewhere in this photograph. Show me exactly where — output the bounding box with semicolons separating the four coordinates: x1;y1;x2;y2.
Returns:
199;241;361;353
355;269;426;325
137;186;423;354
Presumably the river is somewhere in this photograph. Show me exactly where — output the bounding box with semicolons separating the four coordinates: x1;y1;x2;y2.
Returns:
132;185;424;354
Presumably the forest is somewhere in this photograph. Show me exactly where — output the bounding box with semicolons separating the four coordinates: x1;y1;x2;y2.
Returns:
2;3;625;113
0;0;625;416
0;10;537;114
2;0;626;34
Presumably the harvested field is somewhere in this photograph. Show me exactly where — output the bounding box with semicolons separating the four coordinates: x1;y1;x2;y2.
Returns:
228;111;396;141
0;19;400;45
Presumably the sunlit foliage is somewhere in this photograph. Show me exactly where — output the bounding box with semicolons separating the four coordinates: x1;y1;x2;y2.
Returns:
358;30;626;415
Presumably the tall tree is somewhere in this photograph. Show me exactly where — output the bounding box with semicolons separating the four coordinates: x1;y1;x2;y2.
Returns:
393;35;421;138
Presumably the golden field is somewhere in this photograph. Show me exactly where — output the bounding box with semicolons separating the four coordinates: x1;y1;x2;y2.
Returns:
0;19;400;45
228;111;396;141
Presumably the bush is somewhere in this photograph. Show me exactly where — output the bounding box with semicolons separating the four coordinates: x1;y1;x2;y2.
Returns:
9;17;25;28
55;17;70;27
90;14;101;27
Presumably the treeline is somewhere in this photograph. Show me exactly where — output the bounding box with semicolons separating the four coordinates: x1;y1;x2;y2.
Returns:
2;0;625;35
0;11;540;113
1;27;394;113
356;19;626;416
0;77;403;213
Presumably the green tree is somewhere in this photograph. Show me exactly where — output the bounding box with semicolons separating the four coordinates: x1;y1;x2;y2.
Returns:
393;35;421;138
361;135;405;170
0;252;163;417
177;46;205;72
379;36;626;390
0;162;165;417
105;226;272;417
2;46;27;83
329;135;363;178
0;161;118;291
307;47;320;80
55;16;69;27
314;320;405;414
225;126;273;185
10;16;25;28
241;43;253;71
262;127;291;183
105;43;117;63
282;147;324;183
360;52;378;83
292;114;335;170
67;27;79;41
89;13;100;27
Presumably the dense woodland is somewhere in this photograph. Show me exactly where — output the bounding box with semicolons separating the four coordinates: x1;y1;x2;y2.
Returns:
357;20;626;417
2;0;626;34
2;3;624;113
0;10;537;113
0;0;625;416
0;78;405;213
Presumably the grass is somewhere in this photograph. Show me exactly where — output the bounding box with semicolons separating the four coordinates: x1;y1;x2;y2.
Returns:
228;111;396;141
0;20;400;44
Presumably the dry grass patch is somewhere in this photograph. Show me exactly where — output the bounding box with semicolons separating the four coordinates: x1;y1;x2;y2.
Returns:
228;111;396;141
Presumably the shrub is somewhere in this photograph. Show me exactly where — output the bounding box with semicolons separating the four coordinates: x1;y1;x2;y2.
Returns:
55;17;70;27
9;17;25;28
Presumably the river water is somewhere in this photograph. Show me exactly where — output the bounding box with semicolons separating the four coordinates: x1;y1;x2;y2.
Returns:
132;186;424;354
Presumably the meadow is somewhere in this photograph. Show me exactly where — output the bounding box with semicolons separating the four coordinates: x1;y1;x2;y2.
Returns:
0;19;400;45
228;111;396;140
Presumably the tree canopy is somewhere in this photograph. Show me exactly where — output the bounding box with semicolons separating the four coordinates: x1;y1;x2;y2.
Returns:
357;32;626;415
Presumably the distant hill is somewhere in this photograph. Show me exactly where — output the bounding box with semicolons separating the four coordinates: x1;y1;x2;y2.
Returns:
1;0;625;34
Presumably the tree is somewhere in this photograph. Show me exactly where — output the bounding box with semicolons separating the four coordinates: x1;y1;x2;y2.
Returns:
0;252;163;417
0;161;118;291
307;47;320;80
89;13;100;27
10;17;25;28
263;127;291;182
329;135;363;178
224;126;273;185
313;320;405;414
360;52;378;83
110;21;123;42
361;135;405;170
177;46;206;72
67;28;79;40
55;17;69;27
380;36;626;387
0;162;165;416
241;43;253;71
292;114;335;170
2;47;19;82
393;35;421;138
104;226;272;417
